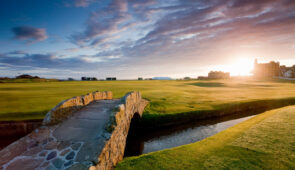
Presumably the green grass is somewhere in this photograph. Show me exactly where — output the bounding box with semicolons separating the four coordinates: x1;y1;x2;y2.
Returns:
116;106;295;169
1;79;295;121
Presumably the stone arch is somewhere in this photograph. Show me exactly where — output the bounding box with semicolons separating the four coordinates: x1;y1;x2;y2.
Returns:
129;112;141;131
124;112;144;157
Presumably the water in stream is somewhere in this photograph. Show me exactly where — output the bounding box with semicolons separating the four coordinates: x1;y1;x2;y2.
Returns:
124;113;255;157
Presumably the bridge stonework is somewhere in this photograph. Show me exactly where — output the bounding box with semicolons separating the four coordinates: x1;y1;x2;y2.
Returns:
0;91;148;170
94;92;148;170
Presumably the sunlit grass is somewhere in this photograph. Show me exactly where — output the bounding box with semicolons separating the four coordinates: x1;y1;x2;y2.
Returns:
1;79;295;120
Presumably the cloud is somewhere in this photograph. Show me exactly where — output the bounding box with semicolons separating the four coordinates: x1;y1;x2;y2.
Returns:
8;50;26;55
64;0;96;7
74;0;95;7
0;51;125;78
0;50;122;70
122;0;295;57
71;0;129;46
12;26;48;43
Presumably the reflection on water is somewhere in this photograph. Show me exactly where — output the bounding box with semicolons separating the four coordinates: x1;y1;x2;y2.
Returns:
124;113;255;157
143;116;252;153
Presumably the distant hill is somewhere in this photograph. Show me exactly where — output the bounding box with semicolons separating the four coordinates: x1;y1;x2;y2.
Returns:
152;77;173;80
0;74;58;83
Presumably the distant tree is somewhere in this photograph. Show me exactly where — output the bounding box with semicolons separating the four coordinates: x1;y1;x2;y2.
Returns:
91;77;97;81
81;77;87;81
68;78;75;81
184;77;191;80
0;77;10;80
138;77;143;80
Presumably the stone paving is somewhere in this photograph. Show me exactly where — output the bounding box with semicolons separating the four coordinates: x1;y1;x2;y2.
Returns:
0;100;120;170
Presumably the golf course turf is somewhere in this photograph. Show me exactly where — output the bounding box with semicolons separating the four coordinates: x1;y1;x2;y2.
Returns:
1;79;295;121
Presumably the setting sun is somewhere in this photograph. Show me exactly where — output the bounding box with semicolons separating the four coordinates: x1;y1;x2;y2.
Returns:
212;58;254;76
227;58;254;76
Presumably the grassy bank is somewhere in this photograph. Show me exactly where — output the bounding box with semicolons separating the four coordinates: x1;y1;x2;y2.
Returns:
141;97;295;130
1;79;295;120
116;106;295;169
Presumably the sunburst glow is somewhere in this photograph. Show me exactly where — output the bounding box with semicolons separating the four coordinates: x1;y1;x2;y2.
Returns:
228;58;254;76
213;58;254;76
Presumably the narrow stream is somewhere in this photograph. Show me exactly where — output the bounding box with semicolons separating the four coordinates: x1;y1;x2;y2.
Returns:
124;112;256;157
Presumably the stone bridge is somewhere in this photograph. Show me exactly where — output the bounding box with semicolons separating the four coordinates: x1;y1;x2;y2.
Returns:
0;91;148;170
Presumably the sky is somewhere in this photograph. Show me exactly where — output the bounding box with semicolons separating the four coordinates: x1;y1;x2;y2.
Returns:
1;0;295;79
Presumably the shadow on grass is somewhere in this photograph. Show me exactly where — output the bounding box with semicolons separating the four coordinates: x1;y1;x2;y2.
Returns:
189;82;226;87
273;79;295;84
233;84;274;88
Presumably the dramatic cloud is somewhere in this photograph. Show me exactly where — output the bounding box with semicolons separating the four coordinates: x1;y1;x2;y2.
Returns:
3;0;295;78
71;0;130;46
12;26;48;43
73;0;295;59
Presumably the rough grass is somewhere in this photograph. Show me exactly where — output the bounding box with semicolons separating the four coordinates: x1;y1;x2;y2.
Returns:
116;106;295;169
1;79;295;120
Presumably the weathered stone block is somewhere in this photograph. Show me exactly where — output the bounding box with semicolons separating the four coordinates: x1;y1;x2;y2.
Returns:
105;91;113;100
82;93;94;105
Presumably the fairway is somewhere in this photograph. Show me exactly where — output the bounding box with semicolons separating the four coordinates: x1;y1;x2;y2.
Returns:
1;79;295;121
116;106;295;169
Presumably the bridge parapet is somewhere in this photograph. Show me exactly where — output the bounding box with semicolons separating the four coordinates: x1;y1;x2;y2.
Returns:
43;91;113;125
95;91;148;170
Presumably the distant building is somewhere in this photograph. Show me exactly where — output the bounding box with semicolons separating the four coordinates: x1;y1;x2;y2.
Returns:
208;71;230;79
81;77;98;81
280;65;295;78
106;77;116;81
254;59;295;78
253;59;281;78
